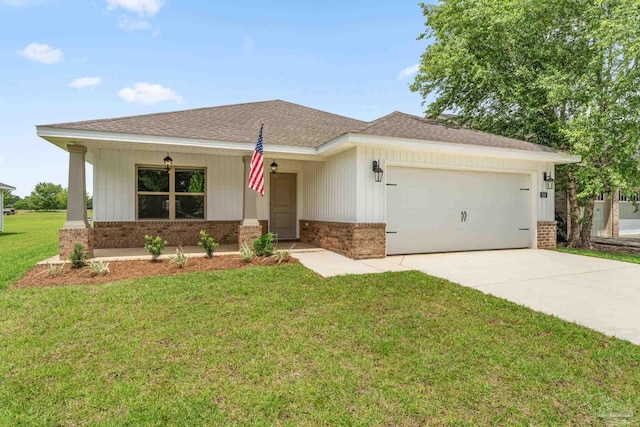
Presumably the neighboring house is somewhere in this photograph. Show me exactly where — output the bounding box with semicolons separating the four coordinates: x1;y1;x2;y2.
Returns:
557;191;640;238
36;100;579;259
0;182;16;233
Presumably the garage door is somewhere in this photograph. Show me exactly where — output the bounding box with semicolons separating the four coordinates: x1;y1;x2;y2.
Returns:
386;167;531;255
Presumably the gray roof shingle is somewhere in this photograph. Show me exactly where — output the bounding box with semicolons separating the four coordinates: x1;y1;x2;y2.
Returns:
357;112;559;153
41;100;560;154
43;100;367;148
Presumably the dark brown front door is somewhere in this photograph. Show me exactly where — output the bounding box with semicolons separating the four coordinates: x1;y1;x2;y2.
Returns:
270;173;297;239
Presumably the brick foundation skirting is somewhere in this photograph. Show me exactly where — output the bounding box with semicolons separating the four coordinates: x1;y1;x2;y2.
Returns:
300;220;385;259
537;221;557;250
60;228;94;259
92;220;268;249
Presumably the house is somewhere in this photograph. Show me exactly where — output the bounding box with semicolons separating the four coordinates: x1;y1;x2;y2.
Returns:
556;191;640;238
36;100;580;259
0;182;16;233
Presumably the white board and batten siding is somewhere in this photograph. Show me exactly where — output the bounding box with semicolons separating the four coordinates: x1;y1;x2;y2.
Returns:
93;149;244;221
92;148;357;228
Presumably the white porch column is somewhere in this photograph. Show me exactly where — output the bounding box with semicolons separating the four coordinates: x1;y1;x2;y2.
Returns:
64;144;89;229
241;155;260;226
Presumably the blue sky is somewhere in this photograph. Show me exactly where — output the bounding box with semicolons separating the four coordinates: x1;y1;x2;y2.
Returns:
0;0;433;197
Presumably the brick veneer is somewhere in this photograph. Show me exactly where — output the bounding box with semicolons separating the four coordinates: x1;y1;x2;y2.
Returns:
238;225;263;248
300;220;385;259
92;220;268;249
537;221;557;250
60;228;94;259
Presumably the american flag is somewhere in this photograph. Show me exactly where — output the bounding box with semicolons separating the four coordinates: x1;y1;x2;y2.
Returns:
248;123;265;196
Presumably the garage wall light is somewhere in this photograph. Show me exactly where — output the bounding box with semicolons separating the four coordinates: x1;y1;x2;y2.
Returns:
372;160;384;183
270;161;279;174
543;172;555;190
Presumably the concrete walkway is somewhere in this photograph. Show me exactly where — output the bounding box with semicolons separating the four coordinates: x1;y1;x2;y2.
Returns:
293;250;410;276
295;249;640;345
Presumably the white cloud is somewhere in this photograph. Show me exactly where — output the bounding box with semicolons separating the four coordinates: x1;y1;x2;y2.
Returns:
18;43;63;64
70;77;102;89
118;82;182;105
118;16;152;31
397;64;419;80
106;0;163;16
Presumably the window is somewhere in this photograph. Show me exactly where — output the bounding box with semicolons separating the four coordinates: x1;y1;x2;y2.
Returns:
137;166;205;220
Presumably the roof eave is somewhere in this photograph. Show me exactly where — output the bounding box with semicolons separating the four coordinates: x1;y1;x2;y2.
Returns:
36;126;321;157
329;133;580;164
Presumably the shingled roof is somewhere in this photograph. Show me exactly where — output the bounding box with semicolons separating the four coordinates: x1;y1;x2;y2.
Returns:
42;100;559;153
358;112;559;153
43;100;366;148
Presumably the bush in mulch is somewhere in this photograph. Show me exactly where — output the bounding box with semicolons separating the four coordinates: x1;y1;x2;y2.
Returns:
15;255;297;288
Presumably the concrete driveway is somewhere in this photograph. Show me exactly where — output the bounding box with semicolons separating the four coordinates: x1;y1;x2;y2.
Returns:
391;249;640;345
295;249;640;344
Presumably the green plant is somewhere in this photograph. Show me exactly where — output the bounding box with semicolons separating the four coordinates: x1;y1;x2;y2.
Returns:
69;244;88;269
169;246;188;268
270;250;290;265
45;262;65;277
253;232;276;257
239;244;255;263
144;235;167;261
87;260;110;276
197;230;219;257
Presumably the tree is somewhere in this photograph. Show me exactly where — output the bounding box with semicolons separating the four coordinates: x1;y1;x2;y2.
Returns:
28;182;64;211
411;0;640;247
56;188;68;210
3;190;20;207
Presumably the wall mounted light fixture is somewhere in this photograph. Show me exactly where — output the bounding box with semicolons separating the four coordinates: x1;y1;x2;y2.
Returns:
270;161;279;174
543;172;555;190
373;160;384;183
163;154;173;173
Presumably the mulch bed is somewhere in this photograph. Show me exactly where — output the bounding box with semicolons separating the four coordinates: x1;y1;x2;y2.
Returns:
15;255;298;288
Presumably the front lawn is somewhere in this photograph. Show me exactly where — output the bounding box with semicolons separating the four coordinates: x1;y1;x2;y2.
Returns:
0;211;65;289
557;246;640;265
1;265;639;425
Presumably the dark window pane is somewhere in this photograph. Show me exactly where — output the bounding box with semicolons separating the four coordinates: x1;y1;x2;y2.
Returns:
175;169;205;193
138;195;169;219
138;168;169;192
176;195;204;219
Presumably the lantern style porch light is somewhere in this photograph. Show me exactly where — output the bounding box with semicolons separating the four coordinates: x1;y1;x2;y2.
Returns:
543;172;555;189
270;161;279;174
372;160;384;183
163;154;173;173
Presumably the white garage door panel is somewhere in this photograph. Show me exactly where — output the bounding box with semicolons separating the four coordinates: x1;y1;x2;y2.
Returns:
386;167;531;255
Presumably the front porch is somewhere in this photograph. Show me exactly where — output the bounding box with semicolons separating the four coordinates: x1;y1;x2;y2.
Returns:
54;143;386;261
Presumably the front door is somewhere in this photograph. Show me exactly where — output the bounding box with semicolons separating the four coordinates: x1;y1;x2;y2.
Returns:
270;173;297;239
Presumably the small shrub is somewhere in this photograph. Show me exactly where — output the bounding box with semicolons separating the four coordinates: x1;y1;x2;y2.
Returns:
240;244;255;263
46;262;65;277
87;260;110;276
70;244;88;269
197;230;219;257
253;232;276;257
144;235;167;261
270;250;290;265
169;246;188;268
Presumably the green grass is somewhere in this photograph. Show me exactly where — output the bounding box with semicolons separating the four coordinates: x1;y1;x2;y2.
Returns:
557;246;640;264
1;265;640;425
0;211;65;289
